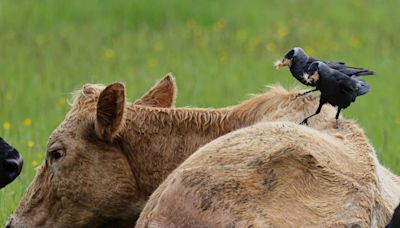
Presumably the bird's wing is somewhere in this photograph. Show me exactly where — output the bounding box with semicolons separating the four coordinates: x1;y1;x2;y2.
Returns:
338;78;357;94
325;61;374;76
337;75;370;97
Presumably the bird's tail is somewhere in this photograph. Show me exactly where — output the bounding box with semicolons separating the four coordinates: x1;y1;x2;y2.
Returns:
352;69;375;76
353;77;371;96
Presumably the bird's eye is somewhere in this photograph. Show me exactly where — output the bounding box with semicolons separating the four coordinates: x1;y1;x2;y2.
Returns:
50;150;64;160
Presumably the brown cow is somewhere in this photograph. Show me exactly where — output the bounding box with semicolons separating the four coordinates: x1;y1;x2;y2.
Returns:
137;87;400;227
4;74;176;228
7;80;300;227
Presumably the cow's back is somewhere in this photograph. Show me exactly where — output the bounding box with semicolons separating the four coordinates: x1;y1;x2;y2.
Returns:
137;121;399;227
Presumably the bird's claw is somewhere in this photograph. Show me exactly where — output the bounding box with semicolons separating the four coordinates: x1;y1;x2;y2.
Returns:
296;92;307;97
335;120;341;129
300;119;309;126
297;89;318;98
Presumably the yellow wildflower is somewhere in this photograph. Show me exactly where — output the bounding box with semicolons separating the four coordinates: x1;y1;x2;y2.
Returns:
305;47;316;56
235;30;247;43
104;48;115;59
395;115;400;125
32;160;39;167
349;36;360;48
213;18;226;32
186;19;196;29
219;54;228;65
147;58;158;68
5;91;12;101
37;152;44;159
277;26;289;39
59;28;70;39
58;97;66;108
23;118;32;126
266;42;278;54
35;35;45;46
248;36;261;50
3;122;11;130
27;140;35;148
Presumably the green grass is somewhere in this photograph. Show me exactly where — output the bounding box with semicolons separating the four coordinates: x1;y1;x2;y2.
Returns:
1;0;399;223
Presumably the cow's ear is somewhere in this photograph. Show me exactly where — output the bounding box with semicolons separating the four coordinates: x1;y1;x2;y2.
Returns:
95;82;126;141
134;73;177;108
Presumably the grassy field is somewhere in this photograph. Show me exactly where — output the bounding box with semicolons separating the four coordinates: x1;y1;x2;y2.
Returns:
1;0;399;223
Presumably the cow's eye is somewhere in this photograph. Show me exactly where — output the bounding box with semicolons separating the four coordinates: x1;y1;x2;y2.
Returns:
50;150;64;160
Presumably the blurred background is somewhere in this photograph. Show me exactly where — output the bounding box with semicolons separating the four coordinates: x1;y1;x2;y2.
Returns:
0;0;399;222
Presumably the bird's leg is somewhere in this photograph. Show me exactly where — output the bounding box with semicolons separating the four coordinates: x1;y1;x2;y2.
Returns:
297;88;318;97
335;108;342;129
300;98;325;126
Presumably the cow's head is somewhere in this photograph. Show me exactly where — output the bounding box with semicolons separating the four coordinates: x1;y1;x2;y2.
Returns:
7;75;176;227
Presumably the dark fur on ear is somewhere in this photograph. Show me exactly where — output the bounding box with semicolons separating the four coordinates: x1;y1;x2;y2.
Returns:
134;73;177;108
95;82;126;141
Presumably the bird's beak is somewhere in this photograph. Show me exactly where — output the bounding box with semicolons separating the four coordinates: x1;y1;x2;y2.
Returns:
274;58;292;69
303;72;310;81
305;71;319;84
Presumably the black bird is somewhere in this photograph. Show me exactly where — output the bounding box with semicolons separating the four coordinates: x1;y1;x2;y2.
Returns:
300;61;371;128
386;203;400;228
0;137;23;188
275;47;374;95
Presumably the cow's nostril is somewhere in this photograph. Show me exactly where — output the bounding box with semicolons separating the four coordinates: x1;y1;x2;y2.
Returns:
2;158;23;184
3;159;19;172
3;159;19;174
0;154;23;188
4;217;12;228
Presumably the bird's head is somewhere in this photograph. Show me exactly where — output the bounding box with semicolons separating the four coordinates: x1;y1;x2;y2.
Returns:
304;61;322;84
274;47;306;69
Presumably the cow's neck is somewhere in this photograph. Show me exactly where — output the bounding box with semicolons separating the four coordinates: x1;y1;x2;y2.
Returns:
121;92;286;198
